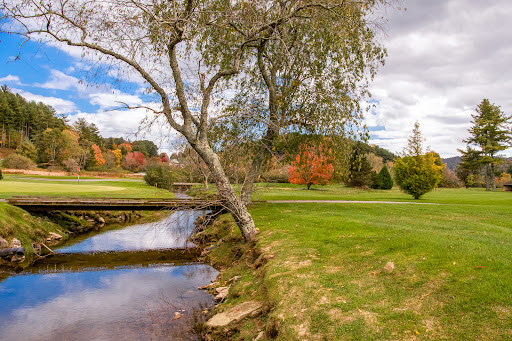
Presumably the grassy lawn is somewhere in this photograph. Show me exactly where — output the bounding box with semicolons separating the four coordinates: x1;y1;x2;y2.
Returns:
207;185;512;340
0;174;174;199
252;183;510;205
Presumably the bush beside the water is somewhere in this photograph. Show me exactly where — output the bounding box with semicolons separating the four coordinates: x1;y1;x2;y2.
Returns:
144;164;188;190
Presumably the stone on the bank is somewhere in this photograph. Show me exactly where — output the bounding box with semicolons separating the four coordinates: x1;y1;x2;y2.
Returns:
172;312;183;320
97;216;106;224
46;232;63;243
198;281;219;290
228;276;241;283
215;286;229;301
205;301;263;328
0;236;8;249
383;261;395;274
8;238;21;248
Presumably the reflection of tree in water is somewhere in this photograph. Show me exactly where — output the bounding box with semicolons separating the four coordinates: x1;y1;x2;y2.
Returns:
181;263;217;280
137;210;210;249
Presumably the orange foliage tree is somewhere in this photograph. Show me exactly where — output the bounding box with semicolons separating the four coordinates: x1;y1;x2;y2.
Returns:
288;143;334;189
91;144;105;166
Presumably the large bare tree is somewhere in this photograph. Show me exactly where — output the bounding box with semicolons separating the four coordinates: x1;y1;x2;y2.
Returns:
1;0;392;241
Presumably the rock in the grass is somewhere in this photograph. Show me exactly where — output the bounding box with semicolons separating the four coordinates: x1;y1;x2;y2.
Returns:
96;216;105;224
205;301;263;329
0;237;8;249
198;281;219;290
383;261;395;274
46;232;63;243
172;312;183;320
215;286;229;301
228;276;241;283
8;238;21;248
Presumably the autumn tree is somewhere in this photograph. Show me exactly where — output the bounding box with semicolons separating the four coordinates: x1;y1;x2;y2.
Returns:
1;0;393;242
394;123;444;199
91;144;106;167
112;148;123;167
123;151;146;172
288;143;333;189
462;99;512;191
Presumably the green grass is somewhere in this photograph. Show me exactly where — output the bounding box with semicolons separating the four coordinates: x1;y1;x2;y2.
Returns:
205;185;512;340
252;183;510;205
0;174;174;199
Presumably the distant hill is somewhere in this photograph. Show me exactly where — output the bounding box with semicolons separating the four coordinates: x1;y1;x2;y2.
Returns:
443;156;461;171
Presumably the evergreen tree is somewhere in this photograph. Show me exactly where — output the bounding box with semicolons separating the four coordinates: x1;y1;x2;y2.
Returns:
348;143;374;188
463;99;512;191
377;165;393;189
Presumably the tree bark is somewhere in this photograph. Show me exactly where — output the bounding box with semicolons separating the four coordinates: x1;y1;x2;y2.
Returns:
192;141;257;242
485;164;490;191
240;129;277;205
491;163;497;191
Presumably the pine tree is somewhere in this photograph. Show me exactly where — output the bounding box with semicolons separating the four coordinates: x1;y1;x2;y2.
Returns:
463;99;512;191
377;165;393;189
348;143;374;188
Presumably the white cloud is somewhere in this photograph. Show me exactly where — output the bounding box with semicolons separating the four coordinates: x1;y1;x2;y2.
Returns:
11;88;77;114
366;0;512;157
34;69;84;91
0;75;21;84
89;90;143;110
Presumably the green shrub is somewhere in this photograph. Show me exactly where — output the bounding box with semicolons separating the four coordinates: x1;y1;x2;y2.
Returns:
1;153;37;169
394;153;443;199
377;165;393;189
144;164;187;190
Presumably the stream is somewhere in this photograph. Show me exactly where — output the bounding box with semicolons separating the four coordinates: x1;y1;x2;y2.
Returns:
0;211;217;341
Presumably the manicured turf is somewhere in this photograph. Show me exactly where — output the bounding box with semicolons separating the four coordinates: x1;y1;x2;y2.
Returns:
252;183;510;205
0;175;174;199
208;185;512;340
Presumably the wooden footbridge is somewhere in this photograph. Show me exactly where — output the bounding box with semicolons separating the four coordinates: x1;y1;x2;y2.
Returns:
6;196;224;212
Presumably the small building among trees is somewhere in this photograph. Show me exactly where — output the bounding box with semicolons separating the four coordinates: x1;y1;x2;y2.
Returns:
503;181;512;192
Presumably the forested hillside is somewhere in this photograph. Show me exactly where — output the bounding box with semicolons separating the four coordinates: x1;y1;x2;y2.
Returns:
0;85;66;148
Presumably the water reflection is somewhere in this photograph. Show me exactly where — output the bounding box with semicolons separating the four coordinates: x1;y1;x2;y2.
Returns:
0;264;218;341
0;210;218;340
57;211;206;253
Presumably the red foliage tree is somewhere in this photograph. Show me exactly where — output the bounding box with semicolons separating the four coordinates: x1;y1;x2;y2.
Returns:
159;152;169;163
288;143;334;189
123;151;146;172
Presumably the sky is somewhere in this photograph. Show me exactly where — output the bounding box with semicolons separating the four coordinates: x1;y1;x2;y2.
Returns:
1;0;511;158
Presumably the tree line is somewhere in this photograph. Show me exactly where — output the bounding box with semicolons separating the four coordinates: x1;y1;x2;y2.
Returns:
0;85;66;149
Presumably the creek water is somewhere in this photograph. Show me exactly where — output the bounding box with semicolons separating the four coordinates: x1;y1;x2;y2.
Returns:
0;211;218;341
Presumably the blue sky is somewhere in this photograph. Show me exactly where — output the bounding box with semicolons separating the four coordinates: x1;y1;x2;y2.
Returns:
1;0;512;157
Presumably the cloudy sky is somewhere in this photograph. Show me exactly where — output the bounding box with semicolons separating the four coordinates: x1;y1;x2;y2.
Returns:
0;0;511;157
